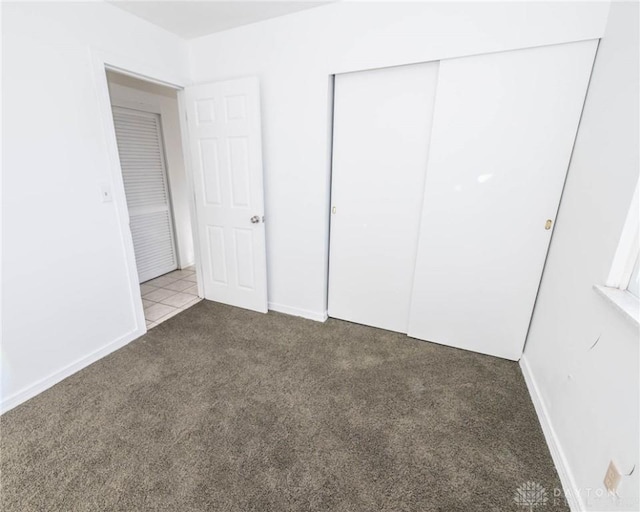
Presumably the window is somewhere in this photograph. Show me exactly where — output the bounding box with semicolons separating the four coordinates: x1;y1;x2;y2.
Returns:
594;181;639;325
627;256;640;298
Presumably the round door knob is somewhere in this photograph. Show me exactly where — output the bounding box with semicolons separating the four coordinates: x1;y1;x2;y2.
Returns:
250;215;260;224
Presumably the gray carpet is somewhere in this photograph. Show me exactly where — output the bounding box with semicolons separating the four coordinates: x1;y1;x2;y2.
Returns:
1;301;567;511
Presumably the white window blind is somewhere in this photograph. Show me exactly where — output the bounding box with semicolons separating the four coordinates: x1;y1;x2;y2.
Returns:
112;107;177;283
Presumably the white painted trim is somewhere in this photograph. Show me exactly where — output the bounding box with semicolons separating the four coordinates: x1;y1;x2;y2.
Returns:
89;46;191;350
268;302;328;322
1;327;145;414
519;355;584;512
90;48;149;341
105;65;182;90
176;90;206;299
593;285;640;326
100;52;186;91
606;181;639;288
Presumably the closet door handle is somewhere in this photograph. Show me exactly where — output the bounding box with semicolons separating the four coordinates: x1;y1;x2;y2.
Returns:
250;215;261;224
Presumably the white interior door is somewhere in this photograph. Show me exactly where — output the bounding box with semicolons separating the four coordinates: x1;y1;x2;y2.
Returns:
328;63;439;332
407;40;598;360
183;77;267;313
113;107;178;283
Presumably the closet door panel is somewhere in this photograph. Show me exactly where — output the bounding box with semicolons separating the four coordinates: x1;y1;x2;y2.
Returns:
329;63;439;332
407;40;598;360
113;107;178;283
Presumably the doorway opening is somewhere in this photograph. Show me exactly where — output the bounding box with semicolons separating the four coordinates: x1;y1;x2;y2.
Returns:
106;71;202;329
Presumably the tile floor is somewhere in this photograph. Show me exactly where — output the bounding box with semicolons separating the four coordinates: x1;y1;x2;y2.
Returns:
140;266;202;329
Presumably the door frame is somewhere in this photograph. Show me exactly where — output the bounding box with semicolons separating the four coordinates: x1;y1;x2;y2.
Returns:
91;49;203;337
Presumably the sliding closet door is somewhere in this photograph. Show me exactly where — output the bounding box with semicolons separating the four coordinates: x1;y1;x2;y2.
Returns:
329;63;439;332
407;40;598;360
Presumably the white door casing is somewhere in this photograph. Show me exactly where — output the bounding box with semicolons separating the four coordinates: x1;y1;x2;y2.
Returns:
328;63;440;333
184;77;268;313
112;107;178;283
407;40;598;360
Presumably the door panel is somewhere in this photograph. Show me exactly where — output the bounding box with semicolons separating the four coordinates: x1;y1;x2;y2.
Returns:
184;78;268;313
112;107;178;283
328;62;440;332
407;40;598;360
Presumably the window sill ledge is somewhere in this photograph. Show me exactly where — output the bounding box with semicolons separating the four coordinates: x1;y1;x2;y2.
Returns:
593;285;640;327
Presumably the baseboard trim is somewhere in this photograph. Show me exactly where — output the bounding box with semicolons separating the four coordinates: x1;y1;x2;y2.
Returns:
0;326;145;414
519;355;584;512
268;302;328;322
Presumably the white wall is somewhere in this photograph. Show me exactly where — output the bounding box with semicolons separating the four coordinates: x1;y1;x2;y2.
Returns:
189;1;610;320
522;2;639;510
106;72;195;269
4;16;632;511
1;2;188;410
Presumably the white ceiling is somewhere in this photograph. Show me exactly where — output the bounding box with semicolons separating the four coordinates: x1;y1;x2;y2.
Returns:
109;1;332;39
